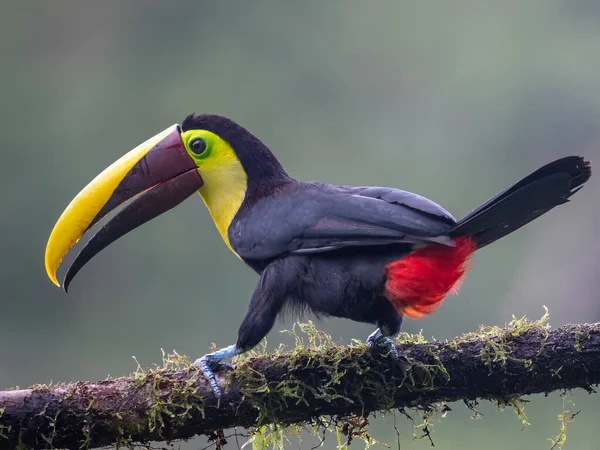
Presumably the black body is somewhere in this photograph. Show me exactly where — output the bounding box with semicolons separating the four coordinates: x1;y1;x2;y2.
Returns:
182;115;591;353
233;159;591;352
237;244;412;351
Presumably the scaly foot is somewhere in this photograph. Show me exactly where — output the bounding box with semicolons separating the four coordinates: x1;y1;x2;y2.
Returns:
192;344;239;397
366;328;399;359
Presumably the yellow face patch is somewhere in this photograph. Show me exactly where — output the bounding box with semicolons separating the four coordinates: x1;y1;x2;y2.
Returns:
181;130;248;255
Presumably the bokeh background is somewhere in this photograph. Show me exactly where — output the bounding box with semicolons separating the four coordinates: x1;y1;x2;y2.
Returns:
2;1;600;449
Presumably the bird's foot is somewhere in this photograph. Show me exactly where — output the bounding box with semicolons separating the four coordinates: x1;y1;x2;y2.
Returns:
366;328;399;359
192;344;239;397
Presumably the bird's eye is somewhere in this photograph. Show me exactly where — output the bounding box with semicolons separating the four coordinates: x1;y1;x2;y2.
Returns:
190;138;207;155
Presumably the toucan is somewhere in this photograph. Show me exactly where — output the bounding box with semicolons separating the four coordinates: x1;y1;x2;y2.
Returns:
45;114;592;396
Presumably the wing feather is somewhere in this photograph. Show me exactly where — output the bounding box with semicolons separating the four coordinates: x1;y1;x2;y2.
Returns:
229;182;455;261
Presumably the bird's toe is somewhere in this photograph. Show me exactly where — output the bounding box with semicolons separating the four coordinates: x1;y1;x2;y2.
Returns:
193;355;224;397
365;328;383;348
366;334;398;359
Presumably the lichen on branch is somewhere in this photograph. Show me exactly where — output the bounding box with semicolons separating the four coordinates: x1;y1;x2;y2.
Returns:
1;311;599;450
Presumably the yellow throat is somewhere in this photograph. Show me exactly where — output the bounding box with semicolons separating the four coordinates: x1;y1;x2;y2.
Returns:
187;131;247;254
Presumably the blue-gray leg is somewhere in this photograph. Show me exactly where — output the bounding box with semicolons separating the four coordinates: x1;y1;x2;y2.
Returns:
193;344;241;397
366;317;403;359
366;329;399;358
194;262;287;397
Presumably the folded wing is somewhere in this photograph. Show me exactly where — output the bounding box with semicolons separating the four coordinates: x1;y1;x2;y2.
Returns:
229;182;456;261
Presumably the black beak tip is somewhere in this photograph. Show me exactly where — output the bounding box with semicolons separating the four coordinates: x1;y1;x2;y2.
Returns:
57;168;204;295
62;262;81;294
62;276;71;293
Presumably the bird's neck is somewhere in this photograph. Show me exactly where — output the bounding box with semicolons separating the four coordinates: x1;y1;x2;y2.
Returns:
199;165;292;256
198;162;248;255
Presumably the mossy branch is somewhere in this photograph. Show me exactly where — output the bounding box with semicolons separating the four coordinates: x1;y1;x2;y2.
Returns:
1;316;600;449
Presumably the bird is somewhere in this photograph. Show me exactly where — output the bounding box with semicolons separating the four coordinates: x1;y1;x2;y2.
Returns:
45;114;592;396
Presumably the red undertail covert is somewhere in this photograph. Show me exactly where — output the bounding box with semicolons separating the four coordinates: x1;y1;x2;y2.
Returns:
384;237;476;319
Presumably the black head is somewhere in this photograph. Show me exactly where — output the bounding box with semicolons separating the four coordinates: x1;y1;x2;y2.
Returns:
182;114;290;195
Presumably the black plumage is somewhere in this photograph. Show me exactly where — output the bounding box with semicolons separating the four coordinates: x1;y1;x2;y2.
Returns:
47;113;591;397
182;114;291;203
182;116;591;357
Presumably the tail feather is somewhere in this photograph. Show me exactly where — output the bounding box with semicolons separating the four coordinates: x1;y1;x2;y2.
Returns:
384;156;590;321
451;156;591;249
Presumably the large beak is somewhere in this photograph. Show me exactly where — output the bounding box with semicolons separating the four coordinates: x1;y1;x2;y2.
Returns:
45;124;203;291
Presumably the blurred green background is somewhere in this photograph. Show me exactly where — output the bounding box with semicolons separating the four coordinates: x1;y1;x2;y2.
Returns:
2;1;600;449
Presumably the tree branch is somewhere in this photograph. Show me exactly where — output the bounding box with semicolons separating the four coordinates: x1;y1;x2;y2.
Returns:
1;318;599;449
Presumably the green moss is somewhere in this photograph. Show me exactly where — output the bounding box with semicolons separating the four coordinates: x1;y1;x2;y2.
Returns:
574;331;585;352
13;309;570;449
509;397;530;427
453;306;550;372
549;397;580;450
140;351;205;436
0;407;7;440
226;320;452;449
211;309;558;448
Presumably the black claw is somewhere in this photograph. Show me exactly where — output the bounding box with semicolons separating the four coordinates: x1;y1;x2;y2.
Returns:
215;362;234;372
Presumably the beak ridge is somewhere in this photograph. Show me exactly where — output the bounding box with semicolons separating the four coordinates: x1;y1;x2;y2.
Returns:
45;125;201;288
62;169;203;291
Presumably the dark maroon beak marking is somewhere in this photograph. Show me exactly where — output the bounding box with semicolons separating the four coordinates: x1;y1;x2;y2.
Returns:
64;169;203;291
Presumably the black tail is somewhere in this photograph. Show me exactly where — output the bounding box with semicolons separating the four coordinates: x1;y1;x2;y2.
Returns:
451;156;591;249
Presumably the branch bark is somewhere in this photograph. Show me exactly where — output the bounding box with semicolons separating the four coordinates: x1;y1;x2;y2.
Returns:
1;320;599;449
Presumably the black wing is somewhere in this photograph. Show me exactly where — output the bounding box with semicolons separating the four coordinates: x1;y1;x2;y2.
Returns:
228;182;457;261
